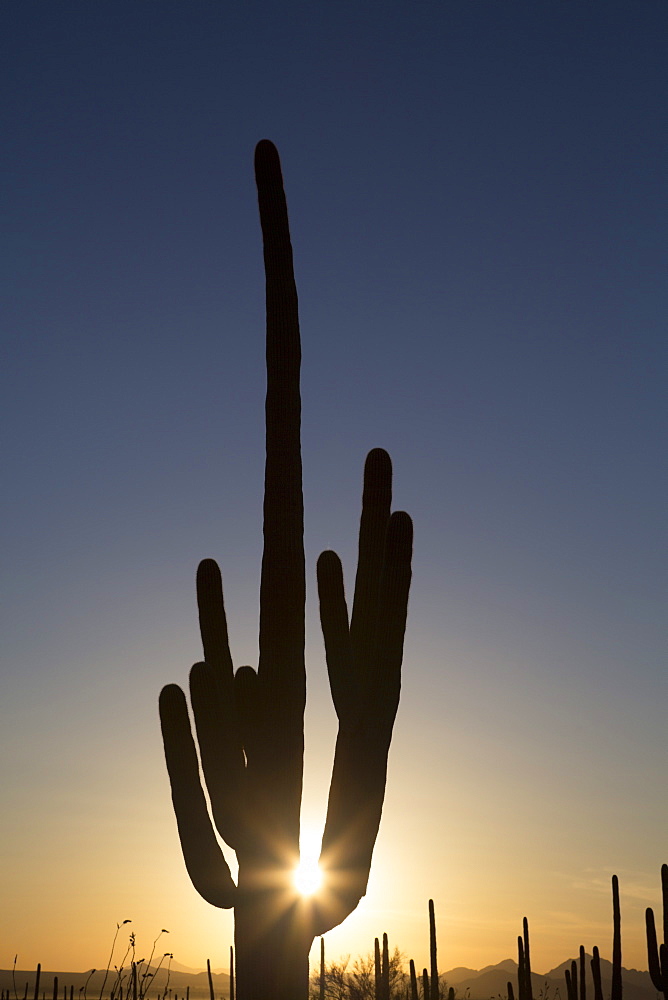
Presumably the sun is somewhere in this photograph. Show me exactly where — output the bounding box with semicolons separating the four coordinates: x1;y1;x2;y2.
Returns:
293;827;324;896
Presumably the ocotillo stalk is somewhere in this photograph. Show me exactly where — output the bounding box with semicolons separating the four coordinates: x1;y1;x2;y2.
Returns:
375;938;381;1000
158;141;413;1000
611;876;622;1000
579;946;586;1000
429;900;438;1000
409;961;418;1000
319;938;325;1000
646;864;668;1000
229;948;234;1000
590;947;603;1000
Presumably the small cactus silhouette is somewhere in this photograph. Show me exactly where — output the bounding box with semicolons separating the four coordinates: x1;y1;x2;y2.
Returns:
645;864;668;1000
517;919;533;1000
611;875;622;1000
429;899;439;1000
159;141;413;1000
590;946;603;1000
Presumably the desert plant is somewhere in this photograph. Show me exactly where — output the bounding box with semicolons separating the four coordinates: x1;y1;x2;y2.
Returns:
564;961;577;1000
320;940;326;1000
100;922;132;1000
429;901;438;1000
409;964;418;1000
611;876;622;1000
158;139;413;1000
517;920;532;1000
646;864;668;1000
590;948;603;1000
206;962;214;1000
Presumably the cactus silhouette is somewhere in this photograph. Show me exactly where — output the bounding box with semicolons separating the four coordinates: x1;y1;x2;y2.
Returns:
590;946;603;1000
611;875;622;1000
517;919;533;1000
409;961;418;1000
158;140;413;1000
429;899;439;1000
645;864;668;1000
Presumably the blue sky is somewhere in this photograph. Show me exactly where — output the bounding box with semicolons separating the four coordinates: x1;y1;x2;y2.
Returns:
1;0;666;974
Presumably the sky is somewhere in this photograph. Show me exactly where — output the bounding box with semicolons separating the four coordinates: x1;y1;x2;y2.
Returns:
1;0;666;980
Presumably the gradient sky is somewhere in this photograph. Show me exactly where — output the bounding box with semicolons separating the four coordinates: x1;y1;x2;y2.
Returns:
2;0;666;979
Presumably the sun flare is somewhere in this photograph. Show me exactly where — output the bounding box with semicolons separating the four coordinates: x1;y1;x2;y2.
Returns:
293;827;324;896
293;856;323;896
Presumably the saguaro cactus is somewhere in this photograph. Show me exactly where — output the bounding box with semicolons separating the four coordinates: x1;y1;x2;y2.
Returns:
429;899;439;1000
517;919;533;1000
646;864;668;1000
611;875;622;1000
159;141;413;1000
590;947;603;1000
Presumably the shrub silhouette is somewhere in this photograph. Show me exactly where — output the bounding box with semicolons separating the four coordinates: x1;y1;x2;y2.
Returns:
159;141;413;1000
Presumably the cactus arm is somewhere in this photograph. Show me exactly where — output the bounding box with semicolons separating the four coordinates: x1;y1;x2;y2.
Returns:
186;560;247;849
316;550;354;719
373;509;413;717
350;448;393;668
158;684;237;907
312;454;412;933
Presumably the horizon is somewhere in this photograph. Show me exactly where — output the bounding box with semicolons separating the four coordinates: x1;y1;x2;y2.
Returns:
2;0;665;980
1;949;656;977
